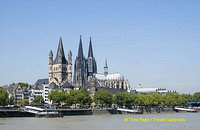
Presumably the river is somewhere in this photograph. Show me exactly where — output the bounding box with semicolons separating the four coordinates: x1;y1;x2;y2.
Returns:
0;112;199;130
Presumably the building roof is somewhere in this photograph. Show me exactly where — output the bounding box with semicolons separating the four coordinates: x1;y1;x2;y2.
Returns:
35;78;49;86
62;82;73;89
135;88;158;93
49;82;58;89
53;37;67;64
95;73;123;80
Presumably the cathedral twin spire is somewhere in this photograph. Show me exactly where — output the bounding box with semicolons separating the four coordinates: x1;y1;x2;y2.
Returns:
88;37;93;58
78;36;94;59
78;36;94;58
73;35;97;87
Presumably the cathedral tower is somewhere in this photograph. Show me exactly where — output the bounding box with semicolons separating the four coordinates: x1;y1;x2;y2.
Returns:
87;37;97;77
73;36;88;87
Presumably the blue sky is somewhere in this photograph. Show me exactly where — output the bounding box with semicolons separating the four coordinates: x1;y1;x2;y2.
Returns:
0;0;200;94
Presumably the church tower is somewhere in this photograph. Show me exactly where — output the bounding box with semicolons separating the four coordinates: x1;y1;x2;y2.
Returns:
49;50;53;82
49;37;71;87
67;50;72;84
104;58;108;76
73;36;88;87
87;37;97;77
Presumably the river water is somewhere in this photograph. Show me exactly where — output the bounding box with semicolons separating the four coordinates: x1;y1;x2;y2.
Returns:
0;112;199;130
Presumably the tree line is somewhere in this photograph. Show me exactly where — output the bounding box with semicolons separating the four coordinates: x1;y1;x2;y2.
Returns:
1;87;200;107
48;89;200;108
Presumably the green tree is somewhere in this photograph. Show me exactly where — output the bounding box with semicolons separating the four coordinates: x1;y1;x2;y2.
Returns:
113;92;134;107
18;82;29;87
66;90;80;106
151;92;162;106
130;94;138;106
32;97;45;103
182;94;193;102
176;94;187;106
8;97;14;105
192;92;200;102
77;88;92;107
20;99;29;105
162;93;177;106
94;90;113;107
48;90;66;106
137;94;153;106
0;87;9;106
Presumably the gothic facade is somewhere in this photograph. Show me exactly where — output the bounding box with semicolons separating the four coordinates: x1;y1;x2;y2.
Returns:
48;37;72;87
73;36;97;87
95;58;130;90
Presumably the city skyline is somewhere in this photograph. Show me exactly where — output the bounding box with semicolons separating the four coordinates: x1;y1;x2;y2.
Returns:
0;0;200;94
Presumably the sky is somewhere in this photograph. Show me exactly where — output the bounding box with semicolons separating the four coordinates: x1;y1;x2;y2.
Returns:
0;0;200;94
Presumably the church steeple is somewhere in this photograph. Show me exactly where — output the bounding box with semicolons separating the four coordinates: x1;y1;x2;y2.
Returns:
78;35;84;59
104;58;108;76
53;37;66;64
88;37;93;58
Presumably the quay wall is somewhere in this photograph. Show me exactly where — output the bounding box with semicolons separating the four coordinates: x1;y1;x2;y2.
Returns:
0;107;176;117
0;110;35;117
92;108;118;115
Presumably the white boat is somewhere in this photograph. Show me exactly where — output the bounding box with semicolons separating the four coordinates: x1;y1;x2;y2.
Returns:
24;106;62;117
174;107;198;112
117;108;138;113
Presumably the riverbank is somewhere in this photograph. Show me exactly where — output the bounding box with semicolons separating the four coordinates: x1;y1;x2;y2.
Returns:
1;107;197;118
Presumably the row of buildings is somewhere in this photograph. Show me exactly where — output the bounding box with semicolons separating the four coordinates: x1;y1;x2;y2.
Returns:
6;83;50;104
5;82;176;105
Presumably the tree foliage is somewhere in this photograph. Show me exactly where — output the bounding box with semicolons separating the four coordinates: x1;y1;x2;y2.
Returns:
20;99;29;105
113;92;135;107
192;92;200;102
0;87;9;106
94;90;113;107
48;90;66;105
77;88;92;107
65;88;92;107
18;82;29;87
32;97;45;103
48;88;92;107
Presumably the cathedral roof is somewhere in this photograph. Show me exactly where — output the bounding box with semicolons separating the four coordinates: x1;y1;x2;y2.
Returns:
95;73;124;80
88;37;93;58
53;37;67;64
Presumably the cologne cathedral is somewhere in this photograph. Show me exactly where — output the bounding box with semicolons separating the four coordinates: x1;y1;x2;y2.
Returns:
73;36;97;87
